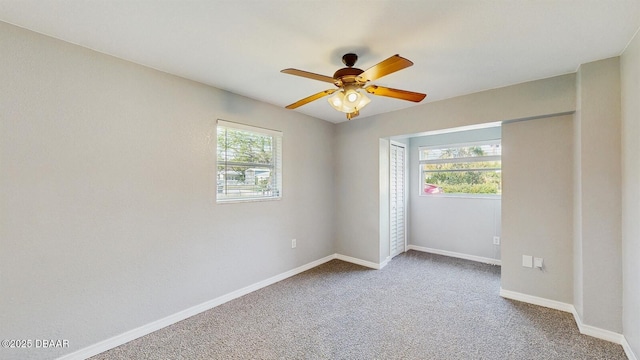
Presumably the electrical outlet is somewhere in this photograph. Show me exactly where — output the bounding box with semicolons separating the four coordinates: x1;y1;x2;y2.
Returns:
291;239;296;249
493;236;500;245
534;257;543;269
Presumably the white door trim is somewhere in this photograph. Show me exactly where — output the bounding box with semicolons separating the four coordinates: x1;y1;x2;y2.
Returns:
390;141;407;258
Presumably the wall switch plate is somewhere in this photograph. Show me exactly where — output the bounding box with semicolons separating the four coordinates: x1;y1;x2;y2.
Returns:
493;236;500;245
534;257;543;269
522;255;533;268
291;239;296;249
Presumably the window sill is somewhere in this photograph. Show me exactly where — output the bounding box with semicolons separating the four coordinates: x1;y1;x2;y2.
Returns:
419;194;501;200
216;196;282;204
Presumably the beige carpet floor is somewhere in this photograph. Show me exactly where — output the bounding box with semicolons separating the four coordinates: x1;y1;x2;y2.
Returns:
91;250;627;359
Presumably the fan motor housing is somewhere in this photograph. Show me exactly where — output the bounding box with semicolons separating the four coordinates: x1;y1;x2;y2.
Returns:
333;67;363;78
333;68;364;87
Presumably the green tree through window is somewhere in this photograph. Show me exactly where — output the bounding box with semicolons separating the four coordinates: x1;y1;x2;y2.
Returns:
217;120;282;201
420;142;501;195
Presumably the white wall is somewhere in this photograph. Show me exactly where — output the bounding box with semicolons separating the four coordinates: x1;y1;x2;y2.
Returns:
0;22;336;359
621;29;640;358
408;127;501;262
501;115;574;303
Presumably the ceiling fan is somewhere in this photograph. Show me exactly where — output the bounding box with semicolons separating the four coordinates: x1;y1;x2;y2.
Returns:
281;53;427;120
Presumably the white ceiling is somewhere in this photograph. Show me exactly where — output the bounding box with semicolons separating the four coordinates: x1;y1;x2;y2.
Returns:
1;1;639;123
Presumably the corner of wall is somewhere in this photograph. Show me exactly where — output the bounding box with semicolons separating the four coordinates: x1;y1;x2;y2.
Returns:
379;138;391;263
621;24;640;360
574;56;623;333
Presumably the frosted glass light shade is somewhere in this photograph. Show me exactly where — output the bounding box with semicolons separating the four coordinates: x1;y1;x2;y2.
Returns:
327;88;371;113
354;91;371;110
345;89;359;103
328;91;345;110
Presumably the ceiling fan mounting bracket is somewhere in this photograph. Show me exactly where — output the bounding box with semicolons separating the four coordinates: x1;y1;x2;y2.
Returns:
342;53;358;67
334;53;365;86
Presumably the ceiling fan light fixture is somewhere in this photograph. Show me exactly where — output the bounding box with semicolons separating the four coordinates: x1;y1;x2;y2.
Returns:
328;90;345;110
345;89;359;103
327;88;370;114
346;110;360;120
354;91;371;110
283;53;426;120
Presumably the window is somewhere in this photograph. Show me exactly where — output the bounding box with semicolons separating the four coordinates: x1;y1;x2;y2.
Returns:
217;120;282;202
419;140;501;196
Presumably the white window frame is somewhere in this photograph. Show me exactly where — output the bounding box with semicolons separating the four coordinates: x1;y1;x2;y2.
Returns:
418;139;501;199
216;119;282;203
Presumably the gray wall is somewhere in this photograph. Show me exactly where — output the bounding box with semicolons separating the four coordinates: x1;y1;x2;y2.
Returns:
0;22;336;359
621;29;640;357
335;73;576;264
408;128;501;261
574;58;622;333
334;56;626;337
501;115;574;303
2;16;636;360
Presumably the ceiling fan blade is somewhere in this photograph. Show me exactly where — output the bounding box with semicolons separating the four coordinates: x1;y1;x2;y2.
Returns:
365;85;426;102
281;68;336;83
357;55;414;83
285;89;337;109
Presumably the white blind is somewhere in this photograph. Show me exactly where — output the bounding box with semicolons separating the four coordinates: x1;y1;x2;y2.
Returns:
216;120;282;202
217;119;283;138
419;140;501;163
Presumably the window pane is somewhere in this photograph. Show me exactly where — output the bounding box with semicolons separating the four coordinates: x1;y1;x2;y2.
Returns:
217;127;273;166
419;141;501;196
422;167;502;195
217;122;282;202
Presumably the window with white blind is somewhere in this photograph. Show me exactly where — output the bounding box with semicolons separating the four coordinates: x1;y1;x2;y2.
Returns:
217;120;282;202
419;140;501;197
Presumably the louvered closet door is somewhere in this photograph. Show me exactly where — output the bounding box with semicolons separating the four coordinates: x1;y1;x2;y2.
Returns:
390;143;406;258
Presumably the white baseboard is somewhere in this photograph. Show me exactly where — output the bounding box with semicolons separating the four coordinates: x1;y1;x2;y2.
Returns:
57;253;387;359
57;254;337;360
499;288;574;313
622;337;639;360
500;287;635;357
570;307;625;344
59;254;635;360
335;253;386;269
379;256;391;269
408;245;502;266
